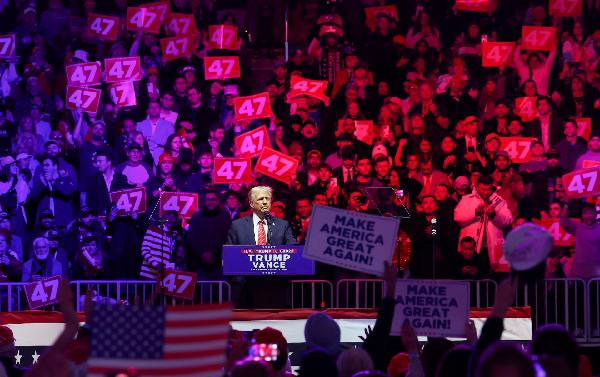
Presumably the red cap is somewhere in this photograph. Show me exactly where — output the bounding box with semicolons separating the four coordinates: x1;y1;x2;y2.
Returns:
0;326;14;346
254;327;288;355
159;153;175;164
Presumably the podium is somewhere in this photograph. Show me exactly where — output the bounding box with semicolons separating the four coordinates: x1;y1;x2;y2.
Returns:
222;245;315;276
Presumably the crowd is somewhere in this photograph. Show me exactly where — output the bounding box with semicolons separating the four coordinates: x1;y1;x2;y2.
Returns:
0;0;598;289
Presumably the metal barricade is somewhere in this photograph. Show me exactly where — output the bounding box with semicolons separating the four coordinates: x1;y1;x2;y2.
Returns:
336;279;385;309
0;283;28;312
463;279;497;308
290;280;334;309
71;280;232;311
587;279;600;342
514;278;587;341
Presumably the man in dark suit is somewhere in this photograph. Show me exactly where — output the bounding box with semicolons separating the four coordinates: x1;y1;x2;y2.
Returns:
226;186;296;308
226;186;296;246
525;96;563;150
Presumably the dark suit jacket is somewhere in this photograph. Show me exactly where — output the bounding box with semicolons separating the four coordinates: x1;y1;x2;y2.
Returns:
226;215;297;246
525;114;563;146
83;172;131;216
455;136;483;159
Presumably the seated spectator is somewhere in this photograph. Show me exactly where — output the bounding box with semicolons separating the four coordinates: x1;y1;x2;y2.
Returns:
0;228;21;282
22;237;64;282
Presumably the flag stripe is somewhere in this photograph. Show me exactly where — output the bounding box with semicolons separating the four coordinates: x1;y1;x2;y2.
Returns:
164;339;229;353
88;370;222;377
164;348;226;360
165;308;232;321
164;333;229;344
166;318;231;328
87;363;224;376
87;354;225;368
165;325;230;337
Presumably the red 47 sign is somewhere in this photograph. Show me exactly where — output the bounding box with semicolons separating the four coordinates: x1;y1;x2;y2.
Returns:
563;167;600;199
66;62;102;86
522;26;556;51
24;276;62;310
499;137;536;164
288;76;329;105
234;92;273;121
141;1;170;24
514;97;538;122
234;126;272;158
156;270;196;300
255;148;299;184
126;7;161;34
482;42;515;67
165;13;196;36
213;158;253;184
65;86;101;114
110;81;137;107
204;56;241;80
539;219;578;246
208;25;239;50
110;187;147;216
88;13;119;40
549;0;581;17
160;36;194;61
455;0;495;12
575;118;592;140
159;192;198;219
0;34;16;59
104;57;141;83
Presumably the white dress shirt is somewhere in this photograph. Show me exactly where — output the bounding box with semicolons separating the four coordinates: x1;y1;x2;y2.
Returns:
252;213;269;245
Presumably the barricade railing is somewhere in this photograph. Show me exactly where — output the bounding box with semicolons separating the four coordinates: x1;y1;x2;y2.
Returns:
587;278;600;342
336;279;384;309
290;280;334;309
465;279;497;308
71;280;232;311
514;278;587;341
0;283;29;312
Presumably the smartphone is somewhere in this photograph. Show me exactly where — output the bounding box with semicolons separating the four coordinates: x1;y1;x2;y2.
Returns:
481;34;488;43
249;343;279;362
329;178;338;187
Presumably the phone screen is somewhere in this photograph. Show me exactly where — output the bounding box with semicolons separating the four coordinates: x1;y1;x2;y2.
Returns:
249;344;279;362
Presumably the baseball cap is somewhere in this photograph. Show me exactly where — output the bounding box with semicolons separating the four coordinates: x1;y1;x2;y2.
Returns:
80;206;95;217
181;66;196;73
223;84;239;97
272;201;286;211
485;133;500;143
159;153;175;164
146;67;159;76
0;212;9;220
127;142;143;151
44;140;59;149
73;49;89;63
463;115;479;124
392;35;407;46
16;153;32;162
254;327;288;355
307;150;322;159
495;150;510;160
454;176;469;190
0;326;14;346
503;223;553;271
371;144;388;158
385;97;402;107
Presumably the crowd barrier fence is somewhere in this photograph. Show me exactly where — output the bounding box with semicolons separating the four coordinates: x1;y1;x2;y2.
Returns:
2;278;600;343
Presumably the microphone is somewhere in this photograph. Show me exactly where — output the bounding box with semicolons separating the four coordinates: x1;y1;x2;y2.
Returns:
264;212;273;245
431;217;437;236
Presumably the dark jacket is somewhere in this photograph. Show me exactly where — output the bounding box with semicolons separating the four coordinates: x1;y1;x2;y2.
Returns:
225;215;296;245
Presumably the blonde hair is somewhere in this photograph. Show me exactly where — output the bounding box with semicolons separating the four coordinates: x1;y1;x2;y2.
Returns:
248;186;273;202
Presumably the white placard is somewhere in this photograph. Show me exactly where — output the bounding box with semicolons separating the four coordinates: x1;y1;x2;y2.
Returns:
303;205;400;276
391;280;470;337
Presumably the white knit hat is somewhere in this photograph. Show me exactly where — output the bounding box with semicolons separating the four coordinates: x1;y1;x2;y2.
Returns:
503;223;553;271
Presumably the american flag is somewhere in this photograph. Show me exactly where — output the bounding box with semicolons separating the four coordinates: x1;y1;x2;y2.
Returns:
87;303;232;377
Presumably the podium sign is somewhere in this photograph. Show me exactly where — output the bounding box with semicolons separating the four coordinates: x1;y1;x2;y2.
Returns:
222;245;315;275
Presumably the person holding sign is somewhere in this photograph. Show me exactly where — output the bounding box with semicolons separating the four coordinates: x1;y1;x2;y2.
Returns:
560;202;600;279
513;43;557;96
574;130;600;169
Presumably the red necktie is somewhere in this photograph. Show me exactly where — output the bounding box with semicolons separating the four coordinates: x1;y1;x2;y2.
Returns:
257;220;267;245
